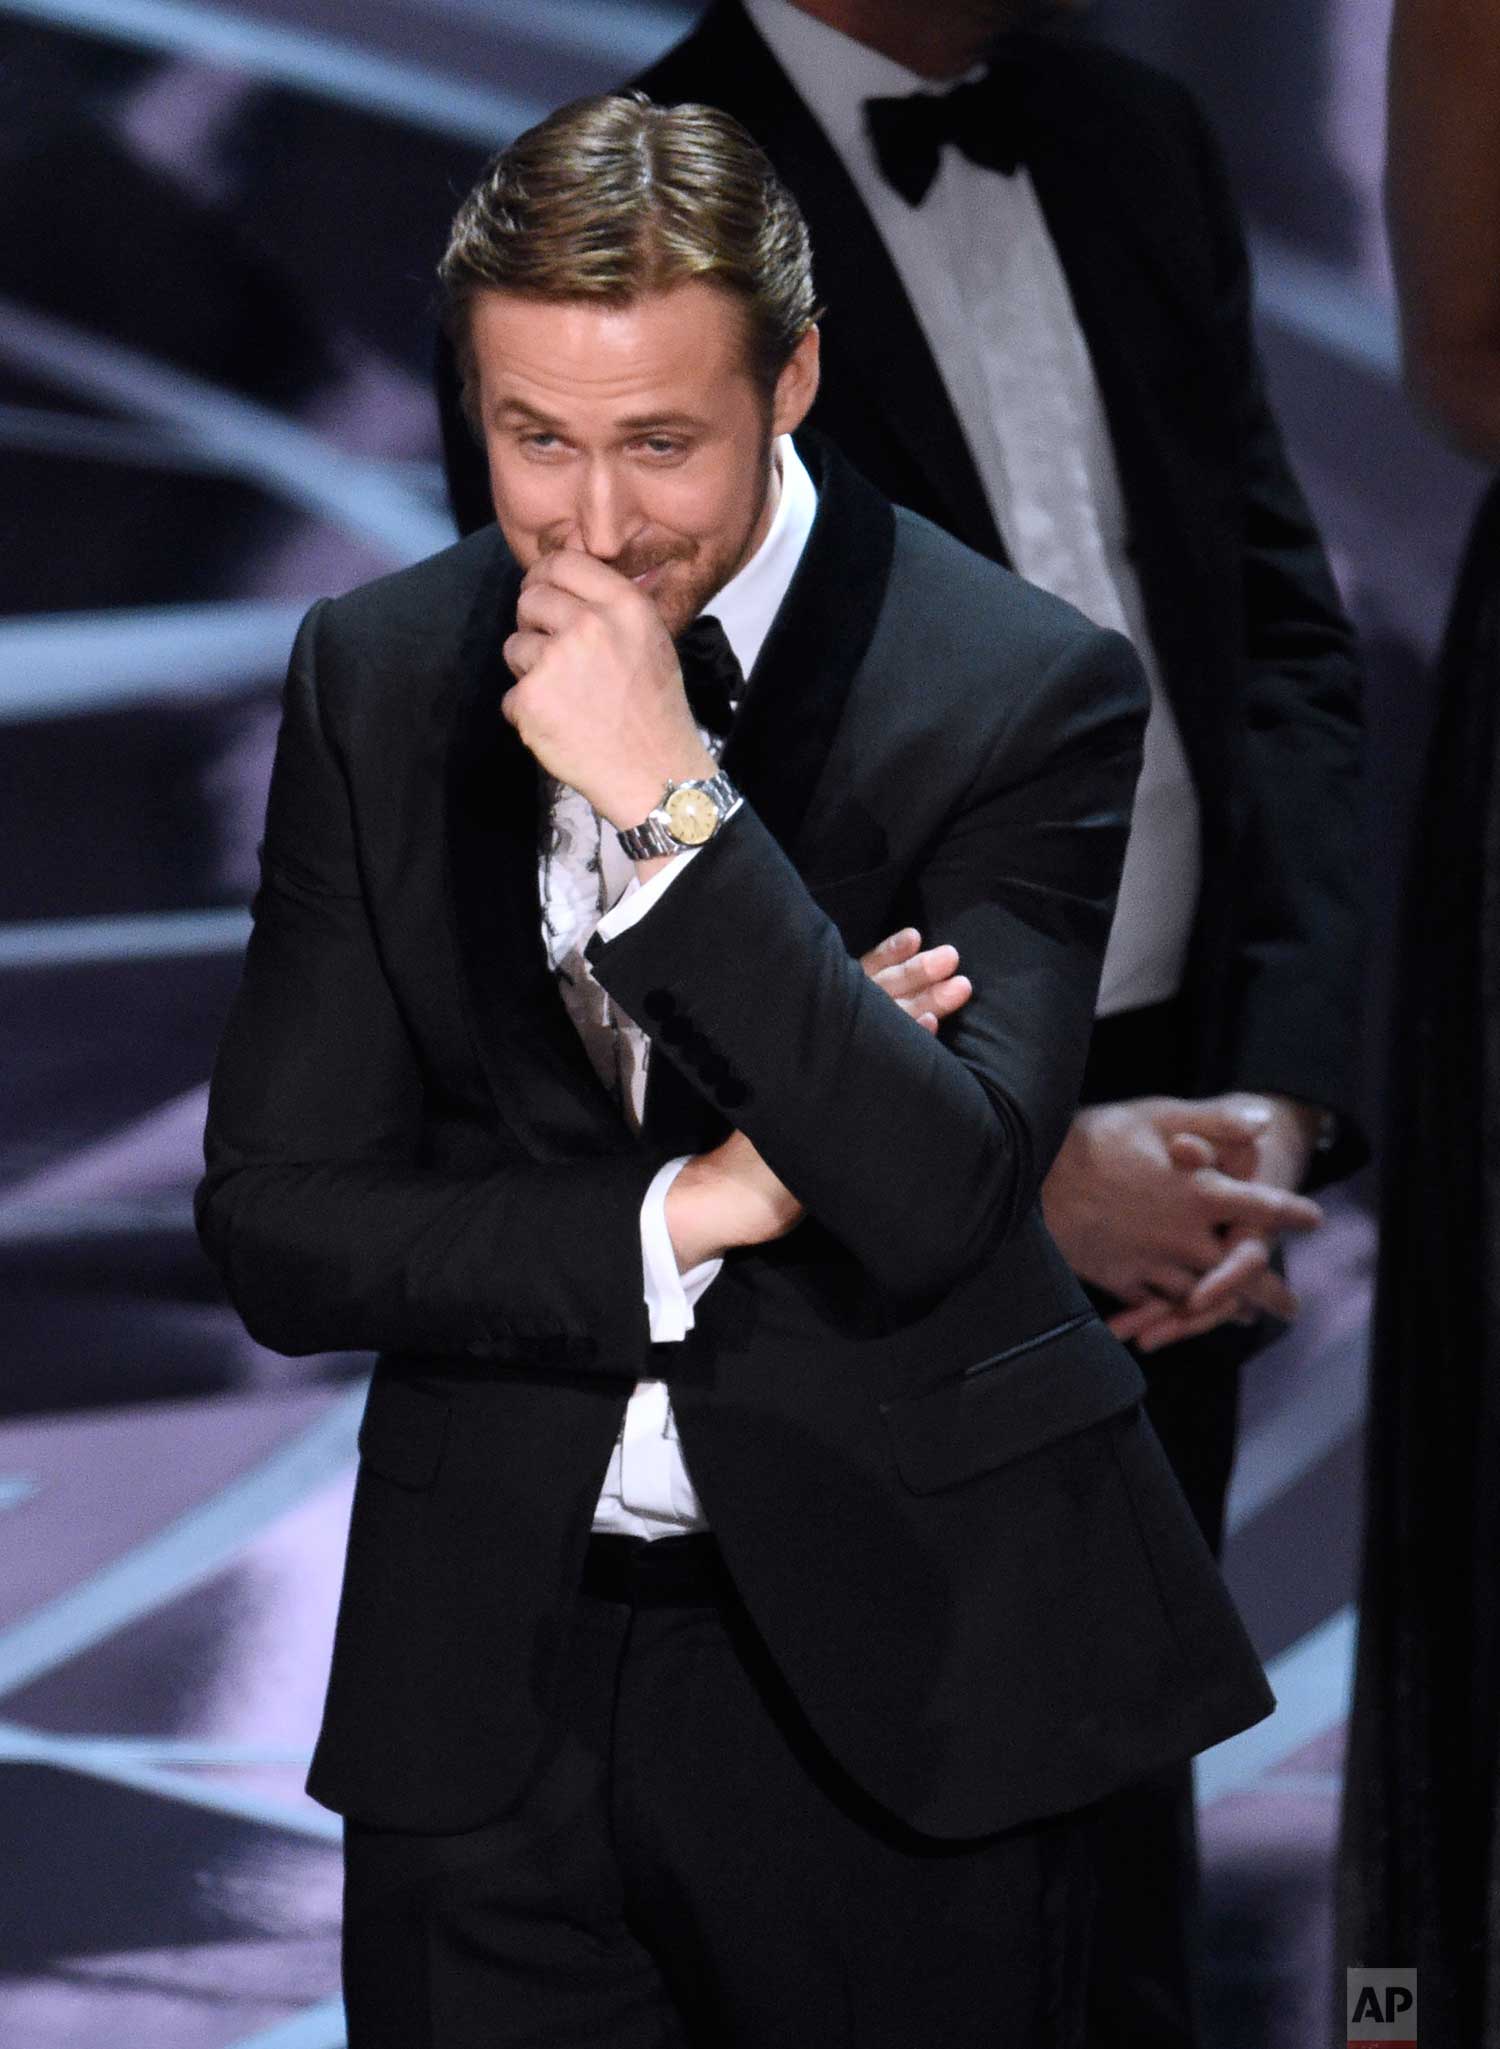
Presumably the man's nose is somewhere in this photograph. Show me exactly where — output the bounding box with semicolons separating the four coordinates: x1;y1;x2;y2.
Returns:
570;460;639;563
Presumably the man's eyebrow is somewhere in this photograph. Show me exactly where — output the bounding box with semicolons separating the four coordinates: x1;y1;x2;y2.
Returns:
491;398;561;428
615;411;708;433
488;401;708;435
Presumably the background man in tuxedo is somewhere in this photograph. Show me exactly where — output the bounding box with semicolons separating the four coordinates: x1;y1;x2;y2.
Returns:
434;6;1367;2041
202;92;1274;2048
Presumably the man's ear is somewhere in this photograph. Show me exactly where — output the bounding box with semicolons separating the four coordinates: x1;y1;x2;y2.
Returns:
770;325;821;439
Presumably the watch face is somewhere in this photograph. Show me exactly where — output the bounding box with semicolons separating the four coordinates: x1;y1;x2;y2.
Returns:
662;785;720;846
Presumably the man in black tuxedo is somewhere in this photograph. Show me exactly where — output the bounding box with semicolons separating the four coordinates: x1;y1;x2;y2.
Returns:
203;93;1274;2048
431;7;1366;2041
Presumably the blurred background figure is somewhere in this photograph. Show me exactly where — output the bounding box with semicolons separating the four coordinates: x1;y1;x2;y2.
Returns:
1340;2;1500;2041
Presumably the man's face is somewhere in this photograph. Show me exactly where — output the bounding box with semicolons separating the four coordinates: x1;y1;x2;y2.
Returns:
472;281;818;639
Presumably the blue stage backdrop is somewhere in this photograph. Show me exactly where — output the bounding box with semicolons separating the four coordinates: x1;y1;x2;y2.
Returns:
0;3;1485;2044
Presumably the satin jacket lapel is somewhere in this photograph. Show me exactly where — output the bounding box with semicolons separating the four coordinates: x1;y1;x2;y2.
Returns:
641;436;898;1152
445;540;637;1160
640;3;1003;564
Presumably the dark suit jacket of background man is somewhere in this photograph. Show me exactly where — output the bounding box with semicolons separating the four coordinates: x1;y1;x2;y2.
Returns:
197;437;1272;1838
437;17;1368;1478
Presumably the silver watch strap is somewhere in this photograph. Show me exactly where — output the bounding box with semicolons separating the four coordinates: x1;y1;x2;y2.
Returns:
616;771;741;861
615;813;678;861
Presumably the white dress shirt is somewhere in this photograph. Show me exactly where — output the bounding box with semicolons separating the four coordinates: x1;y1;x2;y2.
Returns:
745;0;1202;1017
538;435;819;1538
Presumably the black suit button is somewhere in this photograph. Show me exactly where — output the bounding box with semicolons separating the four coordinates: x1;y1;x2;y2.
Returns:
643;989;676;1021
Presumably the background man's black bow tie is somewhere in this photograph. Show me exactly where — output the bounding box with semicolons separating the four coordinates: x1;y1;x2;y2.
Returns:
676;614;743;739
864;63;1029;207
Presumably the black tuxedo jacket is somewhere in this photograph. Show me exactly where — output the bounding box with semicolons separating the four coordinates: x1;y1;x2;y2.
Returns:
199;441;1271;1839
438;11;1365;1170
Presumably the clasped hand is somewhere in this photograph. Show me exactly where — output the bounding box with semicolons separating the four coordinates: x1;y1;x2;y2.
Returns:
1041;1094;1326;1353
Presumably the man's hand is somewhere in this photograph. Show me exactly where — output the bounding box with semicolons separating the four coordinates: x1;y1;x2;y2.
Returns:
502;549;716;830
1040;1094;1324;1354
665;927;972;1269
1109;1094;1326;1352
857;924;972;1034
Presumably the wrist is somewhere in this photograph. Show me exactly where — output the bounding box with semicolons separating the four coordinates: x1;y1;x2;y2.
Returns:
615;765;742;869
1259;1094;1324;1187
665;1142;801;1268
598;745;719;833
664;1152;742;1269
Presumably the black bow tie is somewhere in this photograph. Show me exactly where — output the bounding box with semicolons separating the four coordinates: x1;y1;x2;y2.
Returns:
864;62;1029;207
676;613;744;739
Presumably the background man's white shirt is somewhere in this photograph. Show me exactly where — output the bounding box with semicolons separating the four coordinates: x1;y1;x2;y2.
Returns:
746;0;1202;1017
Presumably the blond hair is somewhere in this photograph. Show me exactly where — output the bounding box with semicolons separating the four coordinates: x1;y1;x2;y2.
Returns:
439;92;820;426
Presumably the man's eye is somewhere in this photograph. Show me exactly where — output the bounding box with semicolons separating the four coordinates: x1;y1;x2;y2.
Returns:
522;432;560;451
640;437;683;457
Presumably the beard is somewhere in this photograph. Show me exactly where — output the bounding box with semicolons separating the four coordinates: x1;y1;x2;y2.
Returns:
648;545;747;640
642;438;778;640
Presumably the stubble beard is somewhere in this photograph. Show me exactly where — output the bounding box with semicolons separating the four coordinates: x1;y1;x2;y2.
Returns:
649;433;778;640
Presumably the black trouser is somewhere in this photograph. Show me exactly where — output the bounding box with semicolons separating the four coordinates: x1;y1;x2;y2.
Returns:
1084;1334;1246;2049
343;1534;1093;2049
1078;998;1254;2048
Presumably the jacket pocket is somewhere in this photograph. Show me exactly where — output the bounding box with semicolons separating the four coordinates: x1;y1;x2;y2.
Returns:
357;1374;451;1490
880;1312;1146;1494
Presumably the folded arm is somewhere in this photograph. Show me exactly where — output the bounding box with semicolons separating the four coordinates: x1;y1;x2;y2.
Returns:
590;627;1147;1306
661;927;973;1272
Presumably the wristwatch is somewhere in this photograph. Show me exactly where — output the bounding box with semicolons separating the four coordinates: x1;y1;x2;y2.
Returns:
616;771;742;860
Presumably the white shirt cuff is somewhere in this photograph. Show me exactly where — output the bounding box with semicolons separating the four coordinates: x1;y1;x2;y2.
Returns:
641;1155;724;1343
595;847;699;944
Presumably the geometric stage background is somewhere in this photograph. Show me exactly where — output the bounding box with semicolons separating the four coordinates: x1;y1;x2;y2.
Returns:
0;2;1488;2042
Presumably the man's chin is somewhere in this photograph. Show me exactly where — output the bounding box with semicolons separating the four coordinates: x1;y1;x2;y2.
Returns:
620;549;734;637
640;577;704;641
